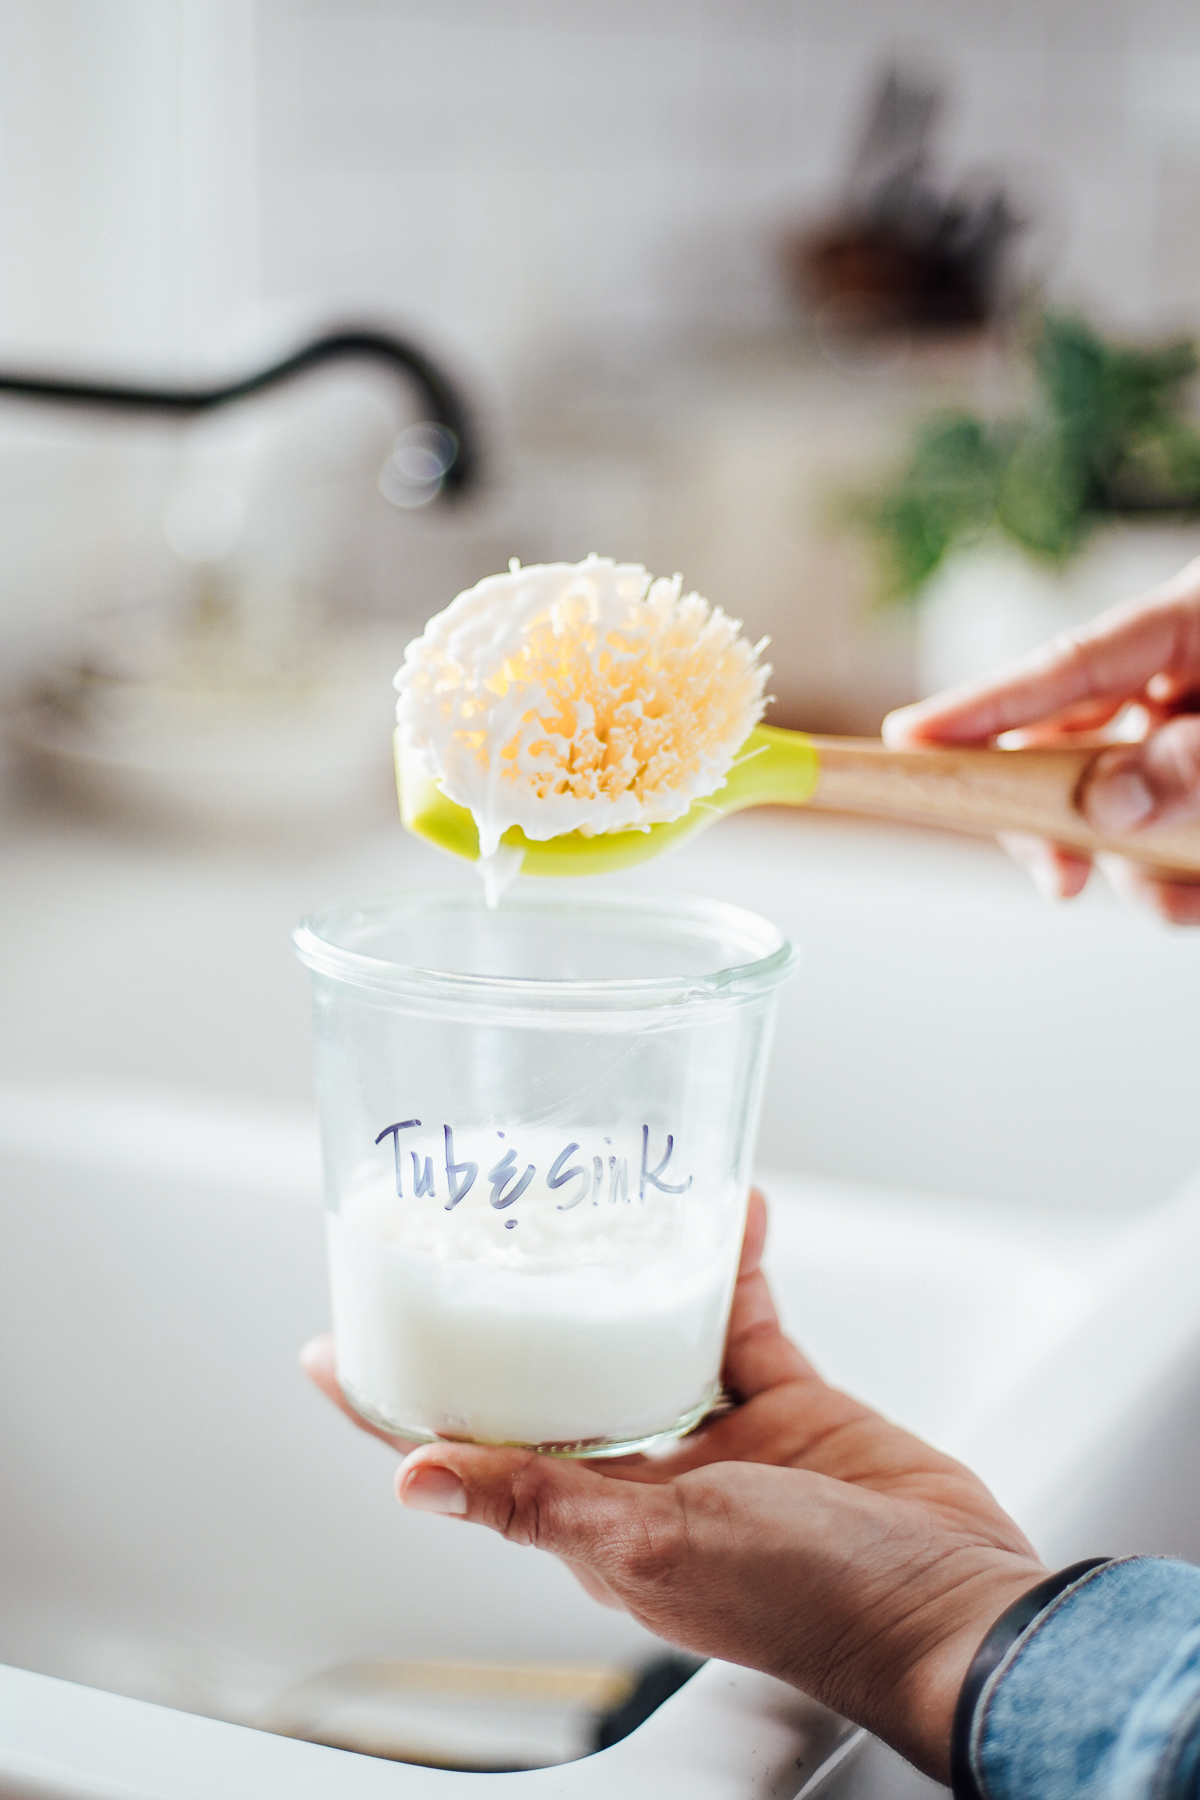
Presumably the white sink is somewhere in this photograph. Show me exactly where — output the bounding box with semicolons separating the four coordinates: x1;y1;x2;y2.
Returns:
2;802;1200;1797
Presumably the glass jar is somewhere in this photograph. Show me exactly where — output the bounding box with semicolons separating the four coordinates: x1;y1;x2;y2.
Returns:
293;889;796;1456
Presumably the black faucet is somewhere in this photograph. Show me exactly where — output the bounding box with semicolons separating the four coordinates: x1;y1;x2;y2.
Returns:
0;325;478;502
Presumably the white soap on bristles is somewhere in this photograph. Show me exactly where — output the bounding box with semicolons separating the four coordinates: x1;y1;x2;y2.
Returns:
395;555;771;869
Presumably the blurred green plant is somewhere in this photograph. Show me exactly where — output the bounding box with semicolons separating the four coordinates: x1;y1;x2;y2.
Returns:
859;313;1200;603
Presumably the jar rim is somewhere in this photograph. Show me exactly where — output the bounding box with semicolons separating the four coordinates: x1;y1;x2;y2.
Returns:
292;888;797;1014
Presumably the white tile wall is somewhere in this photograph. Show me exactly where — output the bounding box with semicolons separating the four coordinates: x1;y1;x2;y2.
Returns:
257;0;1200;381
0;0;257;369
0;2;1193;391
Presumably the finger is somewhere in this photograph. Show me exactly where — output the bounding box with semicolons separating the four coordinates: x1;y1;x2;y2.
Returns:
994;695;1133;744
392;1441;852;1637
883;590;1200;746
996;832;1092;902
1082;716;1200;836
395;1441;687;1581
1147;672;1200;708
1097;855;1200;926
301;1335;422;1453
738;1185;769;1278
722;1190;816;1401
392;1443;810;1669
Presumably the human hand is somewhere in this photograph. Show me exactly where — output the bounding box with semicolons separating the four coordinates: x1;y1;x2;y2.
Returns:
882;555;1200;923
302;1193;1045;1782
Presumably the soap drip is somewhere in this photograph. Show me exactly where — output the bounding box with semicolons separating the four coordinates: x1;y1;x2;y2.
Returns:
478;841;524;909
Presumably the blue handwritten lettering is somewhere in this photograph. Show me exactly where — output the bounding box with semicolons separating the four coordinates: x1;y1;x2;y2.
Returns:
374;1120;420;1197
443;1125;477;1210
411;1152;436;1197
488;1148;536;1210
547;1142;589;1210
640;1126;692;1199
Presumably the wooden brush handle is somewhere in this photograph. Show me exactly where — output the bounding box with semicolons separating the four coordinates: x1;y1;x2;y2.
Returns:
804;736;1200;875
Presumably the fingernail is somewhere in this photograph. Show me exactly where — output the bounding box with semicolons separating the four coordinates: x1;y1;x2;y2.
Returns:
1025;853;1067;904
399;1465;468;1516
881;705;919;747
1087;769;1155;834
997;833;1066;903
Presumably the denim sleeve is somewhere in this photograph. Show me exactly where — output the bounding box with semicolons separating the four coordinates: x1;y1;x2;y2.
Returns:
973;1557;1200;1800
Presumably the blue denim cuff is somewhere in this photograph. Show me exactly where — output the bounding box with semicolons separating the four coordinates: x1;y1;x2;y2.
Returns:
974;1557;1200;1800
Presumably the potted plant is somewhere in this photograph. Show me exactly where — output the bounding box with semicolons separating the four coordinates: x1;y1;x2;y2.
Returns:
856;312;1200;693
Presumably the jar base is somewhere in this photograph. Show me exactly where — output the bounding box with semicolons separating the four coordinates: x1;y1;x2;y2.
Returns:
339;1377;724;1459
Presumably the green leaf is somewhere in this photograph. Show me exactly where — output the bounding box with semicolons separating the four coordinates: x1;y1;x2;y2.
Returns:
854;309;1200;606
854;412;1007;603
995;425;1088;561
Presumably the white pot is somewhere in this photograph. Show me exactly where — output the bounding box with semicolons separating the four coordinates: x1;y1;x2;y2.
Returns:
916;523;1200;699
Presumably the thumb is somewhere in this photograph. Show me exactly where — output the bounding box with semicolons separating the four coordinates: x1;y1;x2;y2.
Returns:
395;1441;684;1572
1082;717;1200;835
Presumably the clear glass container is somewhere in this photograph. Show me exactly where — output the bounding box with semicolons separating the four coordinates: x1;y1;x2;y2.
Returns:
293;889;797;1456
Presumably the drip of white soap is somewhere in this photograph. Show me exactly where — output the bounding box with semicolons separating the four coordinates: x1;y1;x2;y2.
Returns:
394;555;770;903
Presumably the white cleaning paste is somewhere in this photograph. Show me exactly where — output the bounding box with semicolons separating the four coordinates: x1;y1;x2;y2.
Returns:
326;1125;740;1448
394;555;769;896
